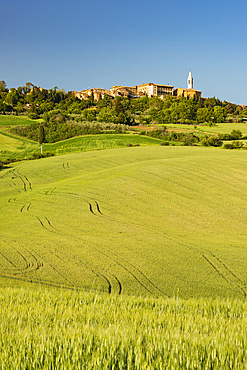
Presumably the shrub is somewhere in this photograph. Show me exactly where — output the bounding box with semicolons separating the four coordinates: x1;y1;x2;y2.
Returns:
230;130;242;140
27;152;55;160
219;130;243;141
28;112;39;119
218;133;232;140
223;141;244;149
10;121;129;143
201;136;223;147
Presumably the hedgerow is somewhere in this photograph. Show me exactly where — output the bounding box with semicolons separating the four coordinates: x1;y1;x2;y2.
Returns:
11;121;129;143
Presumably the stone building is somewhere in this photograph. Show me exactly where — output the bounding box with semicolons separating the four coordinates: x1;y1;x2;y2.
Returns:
110;86;138;98
136;83;174;97
74;72;201;101
75;88;111;101
174;71;202;99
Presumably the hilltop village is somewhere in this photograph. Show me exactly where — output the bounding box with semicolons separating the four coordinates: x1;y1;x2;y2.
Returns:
1;72;246;134
73;71;202;102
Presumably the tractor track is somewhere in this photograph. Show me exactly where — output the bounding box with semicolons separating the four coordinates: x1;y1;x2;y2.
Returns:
34;200;170;297
88;202;95;215
0;251;23;274
8;181;21;193
8;198;16;203
40;216;160;296
0;240;44;275
50;248;113;294
95;201;103;215
14;169;32;192
34;245;113;294
0;271;80;290
3;178;244;297
36;216;55;232
86;243;165;298
62;162;70;169
202;254;246;297
95;202;246;297
0;169;13;179
87;201;103;216
32;250;74;286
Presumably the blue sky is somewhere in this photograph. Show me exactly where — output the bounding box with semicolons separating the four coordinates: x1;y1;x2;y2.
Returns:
1;0;247;104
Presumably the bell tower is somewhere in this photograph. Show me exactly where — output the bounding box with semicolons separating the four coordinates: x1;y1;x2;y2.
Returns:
187;71;193;89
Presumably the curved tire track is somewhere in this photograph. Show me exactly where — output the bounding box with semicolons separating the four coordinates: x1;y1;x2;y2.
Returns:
95;201;103;215
202;254;246;297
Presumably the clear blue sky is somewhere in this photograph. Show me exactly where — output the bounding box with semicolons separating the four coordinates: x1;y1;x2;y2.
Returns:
1;0;247;104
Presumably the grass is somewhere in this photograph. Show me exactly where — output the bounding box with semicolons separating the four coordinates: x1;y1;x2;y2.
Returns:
0;131;39;161
0;287;246;369
0;132;163;161
0;115;42;161
0;114;42;126
166;122;247;136
44;133;163;154
0;146;247;299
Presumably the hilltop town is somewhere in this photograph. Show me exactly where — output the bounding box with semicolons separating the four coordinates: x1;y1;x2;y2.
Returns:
73;71;202;101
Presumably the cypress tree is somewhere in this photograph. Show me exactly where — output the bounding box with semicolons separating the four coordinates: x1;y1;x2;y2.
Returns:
39;124;45;155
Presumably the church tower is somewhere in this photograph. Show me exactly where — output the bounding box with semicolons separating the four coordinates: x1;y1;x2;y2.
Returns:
187;71;193;89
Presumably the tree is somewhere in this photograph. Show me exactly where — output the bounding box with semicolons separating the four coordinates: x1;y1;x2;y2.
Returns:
201;136;222;147
198;97;203;109
23;82;34;94
114;97;124;115
38;124;45;154
213;106;227;123
17;86;23;96
0;81;7;92
197;107;212;123
230;130;242;140
0;100;6;114
5;91;18;105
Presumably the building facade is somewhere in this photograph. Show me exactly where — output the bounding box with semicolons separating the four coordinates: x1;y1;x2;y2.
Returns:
75;88;111;101
110;86;138;98
74;72;201;101
174;71;201;99
136;83;174;97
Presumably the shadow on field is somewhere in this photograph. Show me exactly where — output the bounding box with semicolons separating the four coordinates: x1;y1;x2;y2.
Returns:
0;164;11;171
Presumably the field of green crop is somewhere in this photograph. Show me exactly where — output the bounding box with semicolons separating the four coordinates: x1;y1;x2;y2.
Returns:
0;146;247;299
0;115;164;161
0;287;246;368
0;131;39;161
0;114;42;127
0;132;163;162
0;115;41;161
166;122;247;136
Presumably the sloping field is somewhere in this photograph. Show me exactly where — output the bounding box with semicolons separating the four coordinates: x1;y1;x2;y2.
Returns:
0;115;41;126
0;146;247;298
0;132;162;161
0;132;39;161
166;122;247;136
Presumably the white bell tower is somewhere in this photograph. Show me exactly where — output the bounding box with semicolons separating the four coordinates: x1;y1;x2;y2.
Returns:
187;71;193;89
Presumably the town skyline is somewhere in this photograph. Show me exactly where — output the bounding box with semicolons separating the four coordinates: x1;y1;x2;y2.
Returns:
2;0;247;105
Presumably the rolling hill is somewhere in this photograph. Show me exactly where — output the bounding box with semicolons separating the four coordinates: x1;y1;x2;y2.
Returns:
0;145;247;299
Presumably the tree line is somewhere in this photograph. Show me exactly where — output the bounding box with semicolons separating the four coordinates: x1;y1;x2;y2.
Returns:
0;80;246;126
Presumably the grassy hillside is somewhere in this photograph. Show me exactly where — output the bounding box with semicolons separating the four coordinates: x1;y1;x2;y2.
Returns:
166;122;247;136
0;146;247;299
0;114;42;127
0;115;41;161
0;132;163;161
0;287;246;368
0;131;39;161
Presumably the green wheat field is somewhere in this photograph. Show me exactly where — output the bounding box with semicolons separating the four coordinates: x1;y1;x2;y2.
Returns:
1;143;247;368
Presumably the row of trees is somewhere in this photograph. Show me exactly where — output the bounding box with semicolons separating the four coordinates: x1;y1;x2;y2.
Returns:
1;80;246;125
